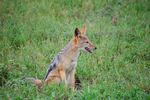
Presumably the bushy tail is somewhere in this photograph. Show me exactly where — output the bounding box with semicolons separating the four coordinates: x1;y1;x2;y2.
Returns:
23;77;43;90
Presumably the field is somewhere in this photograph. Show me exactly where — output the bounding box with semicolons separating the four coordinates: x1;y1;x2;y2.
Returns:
0;0;150;99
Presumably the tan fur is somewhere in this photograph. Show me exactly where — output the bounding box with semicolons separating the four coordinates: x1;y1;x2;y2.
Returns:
33;26;96;91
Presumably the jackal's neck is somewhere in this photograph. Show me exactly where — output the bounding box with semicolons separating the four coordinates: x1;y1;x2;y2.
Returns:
60;38;80;61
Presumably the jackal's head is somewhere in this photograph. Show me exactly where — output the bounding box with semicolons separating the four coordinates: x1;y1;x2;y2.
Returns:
74;26;97;53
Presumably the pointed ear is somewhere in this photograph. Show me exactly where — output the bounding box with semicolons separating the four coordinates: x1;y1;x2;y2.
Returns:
81;25;86;34
74;28;81;37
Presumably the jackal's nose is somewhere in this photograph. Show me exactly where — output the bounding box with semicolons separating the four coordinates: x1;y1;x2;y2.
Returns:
94;47;97;50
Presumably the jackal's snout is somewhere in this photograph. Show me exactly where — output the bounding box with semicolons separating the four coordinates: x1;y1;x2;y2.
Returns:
85;43;97;53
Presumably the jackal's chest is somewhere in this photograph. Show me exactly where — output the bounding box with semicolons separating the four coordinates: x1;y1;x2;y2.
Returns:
64;59;77;72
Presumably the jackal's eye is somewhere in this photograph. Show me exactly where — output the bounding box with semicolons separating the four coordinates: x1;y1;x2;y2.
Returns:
79;36;82;38
86;41;89;43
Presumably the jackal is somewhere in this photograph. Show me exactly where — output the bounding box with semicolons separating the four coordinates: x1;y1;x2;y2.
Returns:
33;26;96;90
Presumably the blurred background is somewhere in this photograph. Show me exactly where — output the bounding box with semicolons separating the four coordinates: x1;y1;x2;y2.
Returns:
0;0;150;99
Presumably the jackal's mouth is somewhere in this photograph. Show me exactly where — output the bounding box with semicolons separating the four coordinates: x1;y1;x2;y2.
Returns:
85;47;92;53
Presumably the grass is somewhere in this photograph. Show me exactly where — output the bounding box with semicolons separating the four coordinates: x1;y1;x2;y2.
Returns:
0;0;150;99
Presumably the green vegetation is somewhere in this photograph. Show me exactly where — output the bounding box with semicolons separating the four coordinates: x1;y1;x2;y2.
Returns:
0;0;150;99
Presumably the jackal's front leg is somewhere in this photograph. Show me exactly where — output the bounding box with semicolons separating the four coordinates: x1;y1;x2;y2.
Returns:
67;70;75;90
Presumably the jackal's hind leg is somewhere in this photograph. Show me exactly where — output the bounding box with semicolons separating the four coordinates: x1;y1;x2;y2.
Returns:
44;69;66;85
45;76;61;85
59;69;67;85
44;71;61;85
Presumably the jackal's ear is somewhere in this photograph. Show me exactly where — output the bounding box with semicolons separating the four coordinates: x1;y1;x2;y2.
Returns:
81;25;86;34
74;28;81;37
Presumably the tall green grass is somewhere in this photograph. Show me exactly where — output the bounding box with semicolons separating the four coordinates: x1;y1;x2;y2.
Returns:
0;0;150;99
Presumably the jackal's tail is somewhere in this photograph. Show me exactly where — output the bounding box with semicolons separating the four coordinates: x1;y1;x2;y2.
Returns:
23;77;43;90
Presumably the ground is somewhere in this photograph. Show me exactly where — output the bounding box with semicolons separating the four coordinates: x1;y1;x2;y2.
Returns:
0;0;150;99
